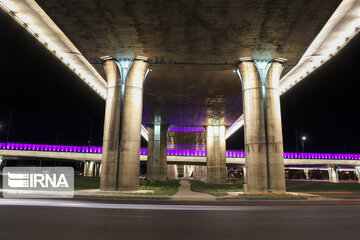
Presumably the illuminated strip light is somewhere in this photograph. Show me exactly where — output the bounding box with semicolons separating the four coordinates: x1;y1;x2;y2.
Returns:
0;0;149;141
0;0;107;98
226;0;360;139
141;125;148;141
169;127;205;132
2;143;360;160
225;115;243;139
168;144;206;148
285;167;357;171
280;0;360;94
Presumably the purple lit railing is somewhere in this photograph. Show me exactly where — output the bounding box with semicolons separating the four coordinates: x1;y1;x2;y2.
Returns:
1;143;360;160
0;142;103;153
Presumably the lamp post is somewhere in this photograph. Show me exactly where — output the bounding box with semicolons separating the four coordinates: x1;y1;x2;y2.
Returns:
301;136;307;153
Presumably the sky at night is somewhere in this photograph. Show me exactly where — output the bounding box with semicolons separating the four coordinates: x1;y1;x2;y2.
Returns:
1;10;360;154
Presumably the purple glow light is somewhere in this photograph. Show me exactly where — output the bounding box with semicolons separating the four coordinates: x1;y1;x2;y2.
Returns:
1;142;360;160
168;144;206;148
168;127;205;132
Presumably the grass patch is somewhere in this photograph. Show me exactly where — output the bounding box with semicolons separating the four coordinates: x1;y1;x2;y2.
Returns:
210;192;229;196
234;193;308;200
286;181;360;193
286;181;360;199
74;176;100;190
190;180;244;196
139;179;180;196
74;177;180;196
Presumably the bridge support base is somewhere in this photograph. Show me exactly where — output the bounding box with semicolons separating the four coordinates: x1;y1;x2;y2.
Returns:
84;161;95;177
177;165;184;178
194;166;206;181
356;166;360;183
237;58;286;193
147;124;168;181
118;58;149;190
100;59;122;190
328;167;339;183
94;163;101;177
167;165;178;180
206;125;226;184
184;165;194;178
304;169;310;180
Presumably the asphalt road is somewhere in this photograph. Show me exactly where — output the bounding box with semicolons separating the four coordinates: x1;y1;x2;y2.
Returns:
0;199;360;240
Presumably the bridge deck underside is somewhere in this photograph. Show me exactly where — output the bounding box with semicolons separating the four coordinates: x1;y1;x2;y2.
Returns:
35;0;341;146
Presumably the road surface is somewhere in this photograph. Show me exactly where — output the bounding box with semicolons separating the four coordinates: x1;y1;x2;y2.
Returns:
0;199;359;240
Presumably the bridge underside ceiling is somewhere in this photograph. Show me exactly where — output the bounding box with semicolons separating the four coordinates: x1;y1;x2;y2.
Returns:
34;0;341;146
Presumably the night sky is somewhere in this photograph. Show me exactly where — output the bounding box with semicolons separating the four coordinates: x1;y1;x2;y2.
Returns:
1;10;360;154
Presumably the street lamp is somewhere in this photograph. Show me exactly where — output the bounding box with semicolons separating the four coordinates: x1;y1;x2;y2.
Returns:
301;136;307;152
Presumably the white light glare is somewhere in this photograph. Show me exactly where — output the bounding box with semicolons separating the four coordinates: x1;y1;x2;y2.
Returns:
0;0;18;11
16;13;33;24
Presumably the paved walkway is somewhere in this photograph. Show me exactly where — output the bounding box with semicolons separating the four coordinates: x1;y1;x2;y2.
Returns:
171;180;216;201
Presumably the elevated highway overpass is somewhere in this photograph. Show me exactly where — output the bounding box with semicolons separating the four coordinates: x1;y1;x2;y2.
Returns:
1;143;359;183
1;0;360;192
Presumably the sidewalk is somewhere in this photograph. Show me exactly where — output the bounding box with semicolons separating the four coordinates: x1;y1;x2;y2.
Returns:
171;180;216;201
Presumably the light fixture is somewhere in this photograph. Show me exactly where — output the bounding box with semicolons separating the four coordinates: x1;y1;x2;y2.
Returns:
135;56;149;61
239;57;252;62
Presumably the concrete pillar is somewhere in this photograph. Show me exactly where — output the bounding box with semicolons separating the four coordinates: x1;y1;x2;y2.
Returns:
184;165;189;178
194;166;206;181
94;163;101;177
177;165;184;178
237;58;286;193
304;169;310;180
243;167;247;182
167;165;178;180
118;57;149;190
0;156;3;169
206;125;226;184
100;58;122;190
328;167;339;183
355;166;360;183
84;161;95;177
84;161;89;176
88;161;95;177
99;163;102;176
183;165;194;178
189;165;194;178
147;124;168;181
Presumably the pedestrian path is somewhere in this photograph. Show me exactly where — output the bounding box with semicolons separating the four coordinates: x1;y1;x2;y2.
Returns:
171;180;216;201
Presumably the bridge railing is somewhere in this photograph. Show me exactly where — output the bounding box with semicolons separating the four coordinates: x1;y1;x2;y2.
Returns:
1;143;360;160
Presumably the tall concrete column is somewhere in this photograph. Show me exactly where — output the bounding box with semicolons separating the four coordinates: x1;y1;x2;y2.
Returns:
328;167;339;183
194;165;206;181
147;124;169;181
355;166;360;183
100;58;122;190
118;57;149;190
184;165;190;178
88;161;95;177
94;163;101;177
184;165;194;178
167;165;178;180
237;58;286;193
84;161;89;176
177;165;184;178
304;169;310;180
206;125;226;184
